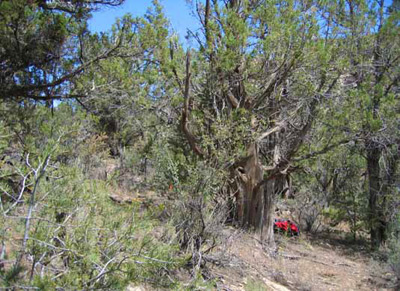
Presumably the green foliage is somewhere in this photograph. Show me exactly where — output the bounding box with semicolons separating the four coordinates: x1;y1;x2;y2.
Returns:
387;210;400;277
0;0;122;100
1;0;400;288
150;127;229;274
73;2;174;158
294;139;369;236
0;265;24;287
0;102;183;289
27;178;179;289
293;0;400;248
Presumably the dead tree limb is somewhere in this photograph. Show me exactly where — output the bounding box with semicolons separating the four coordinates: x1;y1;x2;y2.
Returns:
15;154;51;267
181;50;205;157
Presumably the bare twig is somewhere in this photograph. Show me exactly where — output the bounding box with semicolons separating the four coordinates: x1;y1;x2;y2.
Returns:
4;174;32;215
15;155;51;267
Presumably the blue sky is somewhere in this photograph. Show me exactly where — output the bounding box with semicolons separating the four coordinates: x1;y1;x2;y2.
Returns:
88;0;395;43
88;0;200;44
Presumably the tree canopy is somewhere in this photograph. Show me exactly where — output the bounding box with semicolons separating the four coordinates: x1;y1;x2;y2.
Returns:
0;0;399;289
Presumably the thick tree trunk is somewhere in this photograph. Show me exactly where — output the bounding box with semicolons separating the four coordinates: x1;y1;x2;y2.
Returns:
233;143;286;247
243;144;263;227
261;179;277;247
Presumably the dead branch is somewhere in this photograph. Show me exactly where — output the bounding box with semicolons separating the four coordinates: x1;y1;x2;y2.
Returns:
15;155;51;267
87;257;117;284
254;55;299;108
181;50;205;157
257;122;286;142
227;90;240;109
4;173;32;215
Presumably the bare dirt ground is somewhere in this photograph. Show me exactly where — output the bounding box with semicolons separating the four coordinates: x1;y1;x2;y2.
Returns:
207;228;397;291
111;187;397;291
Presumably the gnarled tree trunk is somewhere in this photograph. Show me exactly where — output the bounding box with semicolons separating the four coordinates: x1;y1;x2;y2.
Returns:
233;141;287;247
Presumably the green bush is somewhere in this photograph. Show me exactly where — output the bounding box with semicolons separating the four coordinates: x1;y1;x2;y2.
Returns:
0;105;183;290
388;215;400;281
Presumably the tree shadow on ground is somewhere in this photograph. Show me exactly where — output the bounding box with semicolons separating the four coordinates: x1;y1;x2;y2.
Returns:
304;231;383;260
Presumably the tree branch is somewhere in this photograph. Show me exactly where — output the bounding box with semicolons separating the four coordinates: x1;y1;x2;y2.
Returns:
293;139;351;162
2;35;124;100
15;155;51;267
257;122;286;142
181;50;205;157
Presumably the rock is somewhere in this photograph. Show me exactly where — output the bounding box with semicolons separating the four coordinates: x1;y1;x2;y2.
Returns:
262;278;291;291
126;285;147;291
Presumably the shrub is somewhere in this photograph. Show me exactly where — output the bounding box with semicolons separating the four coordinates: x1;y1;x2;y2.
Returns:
388;214;400;283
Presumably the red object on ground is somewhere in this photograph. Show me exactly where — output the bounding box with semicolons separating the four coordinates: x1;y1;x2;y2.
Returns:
274;218;300;236
274;219;288;231
290;222;299;234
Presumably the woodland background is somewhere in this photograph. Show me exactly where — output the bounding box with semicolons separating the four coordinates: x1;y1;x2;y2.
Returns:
0;0;399;289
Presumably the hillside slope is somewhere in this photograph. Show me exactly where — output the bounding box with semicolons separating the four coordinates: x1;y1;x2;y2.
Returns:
206;229;396;290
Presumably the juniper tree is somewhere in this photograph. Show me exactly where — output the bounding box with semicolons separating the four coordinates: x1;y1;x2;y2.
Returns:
0;0;124;102
170;0;344;246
